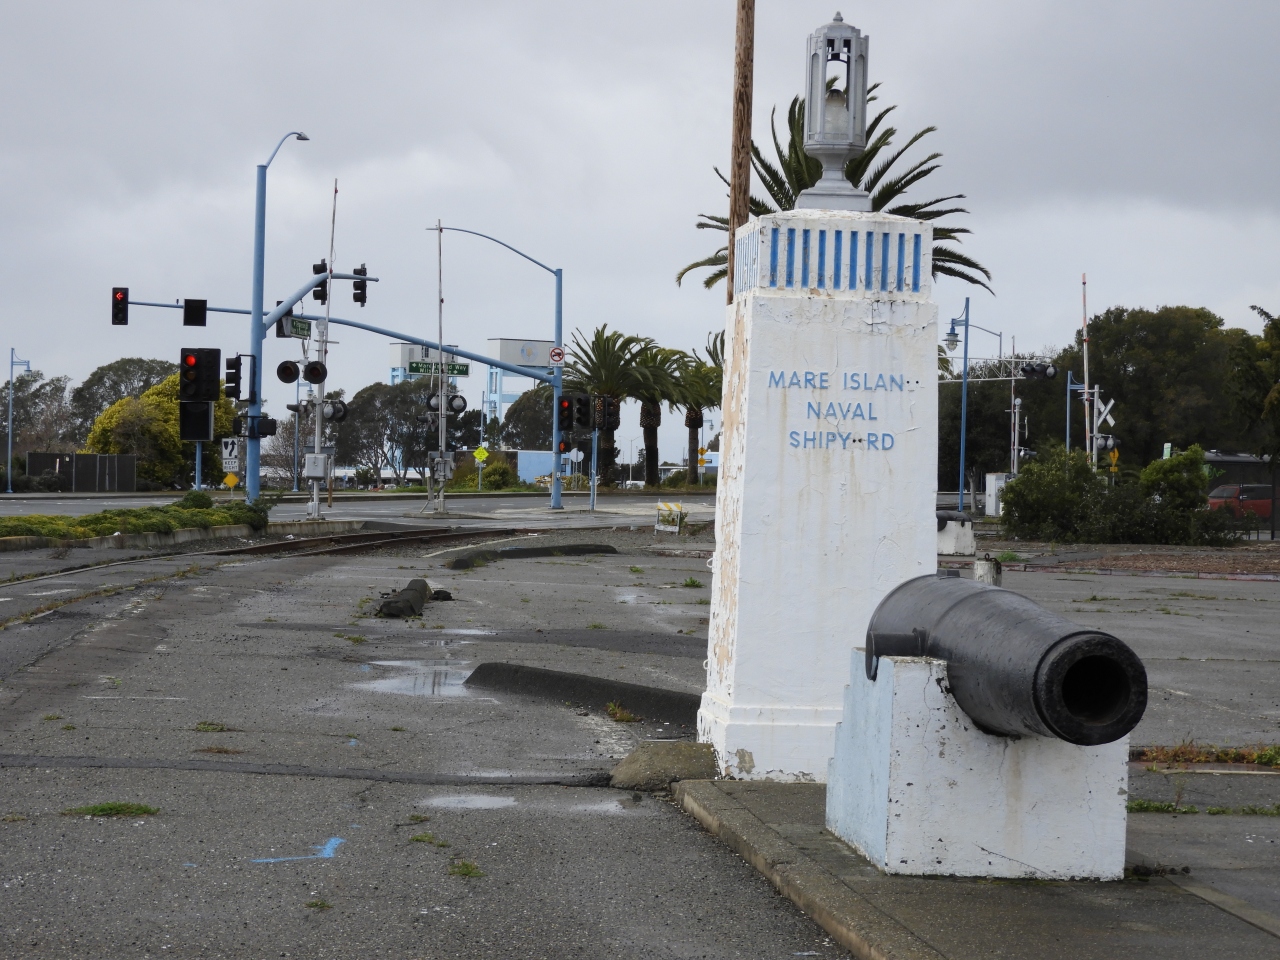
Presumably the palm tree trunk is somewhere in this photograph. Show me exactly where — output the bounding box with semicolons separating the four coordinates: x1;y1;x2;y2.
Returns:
639;400;661;487
685;407;704;485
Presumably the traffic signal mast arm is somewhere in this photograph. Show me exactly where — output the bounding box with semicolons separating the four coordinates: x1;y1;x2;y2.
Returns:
261;271;378;331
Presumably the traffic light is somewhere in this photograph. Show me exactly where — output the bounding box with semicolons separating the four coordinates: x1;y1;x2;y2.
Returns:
557;396;573;433
179;348;221;402
312;259;328;304
111;287;128;325
225;355;242;400
1019;362;1057;380
322;400;348;423
352;264;368;306
183;299;207;327
302;360;327;384
573;394;591;429
277;360;300;384
604;397;621;431
557;436;573;455
255;417;279;438
286;401;310;417
179;400;214;442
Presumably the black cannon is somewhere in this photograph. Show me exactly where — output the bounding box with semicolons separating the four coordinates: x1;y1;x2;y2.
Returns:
865;573;1147;745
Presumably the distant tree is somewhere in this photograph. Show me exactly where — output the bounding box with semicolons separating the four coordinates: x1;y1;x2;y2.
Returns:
563;326;651;485
0;371;74;458
500;383;552;450
631;346;686;487
674;333;724;486
69;358;177;444
1231;305;1280;466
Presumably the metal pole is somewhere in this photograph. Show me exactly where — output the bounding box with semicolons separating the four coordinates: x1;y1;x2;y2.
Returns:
292;379;300;492
1066;371;1073;453
590;427;598;512
957;298;971;512
246;163;267;503
311;180;337;520
726;0;756;302
195;441;202;491
551;268;564;509
435;221;447;513
7;350;30;494
1081;273;1092;470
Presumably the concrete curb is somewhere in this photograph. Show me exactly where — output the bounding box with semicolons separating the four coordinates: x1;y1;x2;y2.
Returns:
464;662;699;726
672;781;943;960
939;557;1280;583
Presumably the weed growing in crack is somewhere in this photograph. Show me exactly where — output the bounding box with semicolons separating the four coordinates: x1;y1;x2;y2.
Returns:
606;702;638;723
411;832;450;847
62;802;158;818
448;859;483;878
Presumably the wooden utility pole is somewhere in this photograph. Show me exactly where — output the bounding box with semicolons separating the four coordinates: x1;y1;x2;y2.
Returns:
726;0;756;304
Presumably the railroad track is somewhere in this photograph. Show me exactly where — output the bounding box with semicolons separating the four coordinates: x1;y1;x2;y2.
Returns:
0;523;523;592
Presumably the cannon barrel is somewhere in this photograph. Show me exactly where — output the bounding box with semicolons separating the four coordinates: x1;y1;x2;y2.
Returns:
865;574;1147;745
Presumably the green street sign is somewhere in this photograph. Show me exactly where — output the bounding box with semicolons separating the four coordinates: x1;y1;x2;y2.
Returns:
408;361;470;377
284;317;312;339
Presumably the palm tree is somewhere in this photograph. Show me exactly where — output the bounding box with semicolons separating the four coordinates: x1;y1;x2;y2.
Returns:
677;85;991;293
630;345;687;487
676;332;725;482
563;325;650;485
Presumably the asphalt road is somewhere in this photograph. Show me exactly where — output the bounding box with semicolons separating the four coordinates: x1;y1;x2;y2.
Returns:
0;531;847;959
1;528;1278;955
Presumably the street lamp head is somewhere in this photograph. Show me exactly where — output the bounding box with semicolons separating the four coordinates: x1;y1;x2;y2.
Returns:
943;326;960;352
795;13;871;211
294;132;310;141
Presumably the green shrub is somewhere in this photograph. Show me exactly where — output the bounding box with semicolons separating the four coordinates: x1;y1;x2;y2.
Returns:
176;490;213;510
0;497;269;541
1002;444;1237;546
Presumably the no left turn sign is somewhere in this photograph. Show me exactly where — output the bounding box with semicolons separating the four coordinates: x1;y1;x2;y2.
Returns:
549;346;565;365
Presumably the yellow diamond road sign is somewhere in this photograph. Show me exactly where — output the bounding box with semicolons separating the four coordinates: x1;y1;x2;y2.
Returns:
224;473;239;488
698;447;707;455
473;446;489;463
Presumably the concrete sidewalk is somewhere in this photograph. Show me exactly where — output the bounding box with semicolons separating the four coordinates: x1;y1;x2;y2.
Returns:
674;779;1280;960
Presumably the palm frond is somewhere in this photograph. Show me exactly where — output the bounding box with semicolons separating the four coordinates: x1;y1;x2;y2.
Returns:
676;251;727;287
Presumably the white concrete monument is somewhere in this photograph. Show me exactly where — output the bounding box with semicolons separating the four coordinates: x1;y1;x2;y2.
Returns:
699;210;939;780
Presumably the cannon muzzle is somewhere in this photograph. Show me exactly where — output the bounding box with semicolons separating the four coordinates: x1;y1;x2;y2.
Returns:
866;574;1147;745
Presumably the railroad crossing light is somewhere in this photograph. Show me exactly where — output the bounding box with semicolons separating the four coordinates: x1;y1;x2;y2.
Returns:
352;264;368;307
183;299;208;327
179;347;221;402
111;287;129;325
557;397;573;432
573;394;591;429
426;393;440;412
277;360;300;384
224;355;243;400
322;400;348;423
447;394;468;414
312;259;328;304
1096;435;1119;452
302;360;328;384
1019;362;1057;380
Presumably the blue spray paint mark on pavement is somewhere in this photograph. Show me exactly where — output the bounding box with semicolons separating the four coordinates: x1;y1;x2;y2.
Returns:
252;837;345;863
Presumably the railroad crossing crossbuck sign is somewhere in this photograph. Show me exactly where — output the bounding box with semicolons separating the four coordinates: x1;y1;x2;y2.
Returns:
549;346;565;366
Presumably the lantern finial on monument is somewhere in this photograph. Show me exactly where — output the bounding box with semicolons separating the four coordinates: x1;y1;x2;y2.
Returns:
795;14;872;211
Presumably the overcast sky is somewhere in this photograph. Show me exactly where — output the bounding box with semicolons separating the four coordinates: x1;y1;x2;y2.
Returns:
3;1;1277;459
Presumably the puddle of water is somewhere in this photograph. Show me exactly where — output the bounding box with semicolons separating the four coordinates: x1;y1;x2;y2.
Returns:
424;795;517;810
350;660;472;698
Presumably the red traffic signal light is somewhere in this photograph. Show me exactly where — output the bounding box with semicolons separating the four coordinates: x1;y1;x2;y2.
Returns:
557;397;573;432
179;348;221;402
111;287;128;325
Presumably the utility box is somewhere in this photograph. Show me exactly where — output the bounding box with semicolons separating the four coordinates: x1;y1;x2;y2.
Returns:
432;453;455;481
984;472;1011;517
303;454;329;480
936;510;975;556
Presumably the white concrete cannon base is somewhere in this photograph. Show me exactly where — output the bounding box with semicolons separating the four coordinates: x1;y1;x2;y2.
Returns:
826;655;1129;879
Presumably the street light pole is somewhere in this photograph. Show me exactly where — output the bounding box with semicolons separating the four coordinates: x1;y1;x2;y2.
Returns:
246;131;308;504
943;299;1004;513
430;226;564;510
6;349;31;494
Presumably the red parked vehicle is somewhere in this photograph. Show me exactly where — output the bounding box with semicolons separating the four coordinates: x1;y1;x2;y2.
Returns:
1207;484;1274;520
